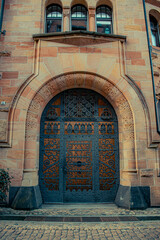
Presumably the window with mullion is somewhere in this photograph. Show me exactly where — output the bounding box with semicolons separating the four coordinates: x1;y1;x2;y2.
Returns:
150;15;160;47
71;5;88;31
96;5;113;34
46;4;62;33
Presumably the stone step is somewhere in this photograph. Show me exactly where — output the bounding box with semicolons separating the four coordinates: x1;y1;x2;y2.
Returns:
1;215;160;222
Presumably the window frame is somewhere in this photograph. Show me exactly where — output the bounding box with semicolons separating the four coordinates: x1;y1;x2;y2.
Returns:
96;5;113;34
71;4;88;31
149;14;160;47
46;4;63;33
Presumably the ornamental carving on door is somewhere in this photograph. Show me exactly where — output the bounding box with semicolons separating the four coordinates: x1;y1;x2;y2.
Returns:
39;89;119;203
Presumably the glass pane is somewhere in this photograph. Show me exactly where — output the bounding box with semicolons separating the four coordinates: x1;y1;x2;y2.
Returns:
149;15;159;47
72;5;87;18
151;31;157;46
97;21;112;34
96;5;112;19
47;19;62;33
71;5;87;30
72;19;87;31
47;5;62;18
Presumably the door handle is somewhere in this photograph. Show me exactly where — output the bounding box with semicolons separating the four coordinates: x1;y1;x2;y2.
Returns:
77;161;82;167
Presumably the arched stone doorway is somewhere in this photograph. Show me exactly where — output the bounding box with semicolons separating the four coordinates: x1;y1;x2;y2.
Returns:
10;72;152;210
39;88;119;203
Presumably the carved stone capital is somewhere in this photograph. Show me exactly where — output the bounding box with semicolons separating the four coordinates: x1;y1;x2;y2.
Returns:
63;7;70;17
89;8;96;17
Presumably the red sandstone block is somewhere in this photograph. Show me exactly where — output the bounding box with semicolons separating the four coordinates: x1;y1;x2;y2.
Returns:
2;56;27;64
35;21;41;28
131;59;146;66
14;109;21;121
12;4;24;8
126;51;141;59
16;45;32;50
124;25;142;31
2;87;17;96
0;80;11;87
5;42;20;46
0;96;12;104
135;81;141;89
25;160;35;169
134;19;145;25
58;47;79;53
80;47;101;53
21;86;32;98
26;140;37;150
7;150;23;160
2;71;18;79
41;47;57;57
0;160;7;169
141;177;154;186
138;160;147;169
4;4;10;10
102;48;118;55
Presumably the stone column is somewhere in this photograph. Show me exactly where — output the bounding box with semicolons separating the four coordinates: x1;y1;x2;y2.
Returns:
89;8;96;32
63;7;70;31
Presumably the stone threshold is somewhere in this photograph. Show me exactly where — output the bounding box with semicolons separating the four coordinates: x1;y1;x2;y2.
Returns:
1;215;160;222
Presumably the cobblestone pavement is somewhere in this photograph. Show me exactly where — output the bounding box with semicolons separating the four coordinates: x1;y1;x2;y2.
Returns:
1;204;160;216
1;205;160;239
0;220;160;239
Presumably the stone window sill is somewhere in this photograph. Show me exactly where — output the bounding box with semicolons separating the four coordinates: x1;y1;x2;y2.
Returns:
33;31;126;45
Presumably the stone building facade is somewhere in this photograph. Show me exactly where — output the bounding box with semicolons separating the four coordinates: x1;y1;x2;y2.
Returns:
0;0;160;209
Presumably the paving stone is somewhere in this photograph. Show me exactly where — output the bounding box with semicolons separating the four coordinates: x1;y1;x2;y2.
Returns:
0;220;160;239
1;205;160;239
1;204;160;217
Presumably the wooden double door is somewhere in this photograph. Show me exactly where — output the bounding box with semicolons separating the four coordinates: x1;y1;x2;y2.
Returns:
39;89;119;203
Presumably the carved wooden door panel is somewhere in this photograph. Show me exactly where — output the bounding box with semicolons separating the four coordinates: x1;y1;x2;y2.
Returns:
39;89;119;203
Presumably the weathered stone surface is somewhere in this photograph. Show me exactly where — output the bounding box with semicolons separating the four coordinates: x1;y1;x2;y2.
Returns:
0;120;7;142
115;185;150;210
11;186;42;210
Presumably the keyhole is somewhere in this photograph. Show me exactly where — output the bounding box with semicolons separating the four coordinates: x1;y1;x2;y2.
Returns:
77;161;82;167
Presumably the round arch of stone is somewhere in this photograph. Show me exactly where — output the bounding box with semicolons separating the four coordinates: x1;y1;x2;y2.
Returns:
10;71;154;210
24;72;136;181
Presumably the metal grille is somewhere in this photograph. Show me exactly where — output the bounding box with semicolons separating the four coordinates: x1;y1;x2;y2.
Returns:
39;89;119;203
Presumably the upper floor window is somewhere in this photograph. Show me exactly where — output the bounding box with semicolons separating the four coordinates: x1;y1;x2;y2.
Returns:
71;5;88;31
149;15;160;47
96;5;112;34
46;4;62;33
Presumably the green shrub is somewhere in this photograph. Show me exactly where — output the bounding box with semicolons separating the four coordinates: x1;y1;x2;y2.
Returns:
0;169;12;203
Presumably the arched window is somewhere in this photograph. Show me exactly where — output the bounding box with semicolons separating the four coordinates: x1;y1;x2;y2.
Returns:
96;5;112;34
46;4;62;33
149;15;159;47
71;5;88;31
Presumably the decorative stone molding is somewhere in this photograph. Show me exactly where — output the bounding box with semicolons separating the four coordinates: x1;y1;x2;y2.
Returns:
0;120;7;142
33;31;126;46
141;169;154;177
0;107;9;145
0;51;11;57
145;0;160;7
24;72;136;180
63;7;70;17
